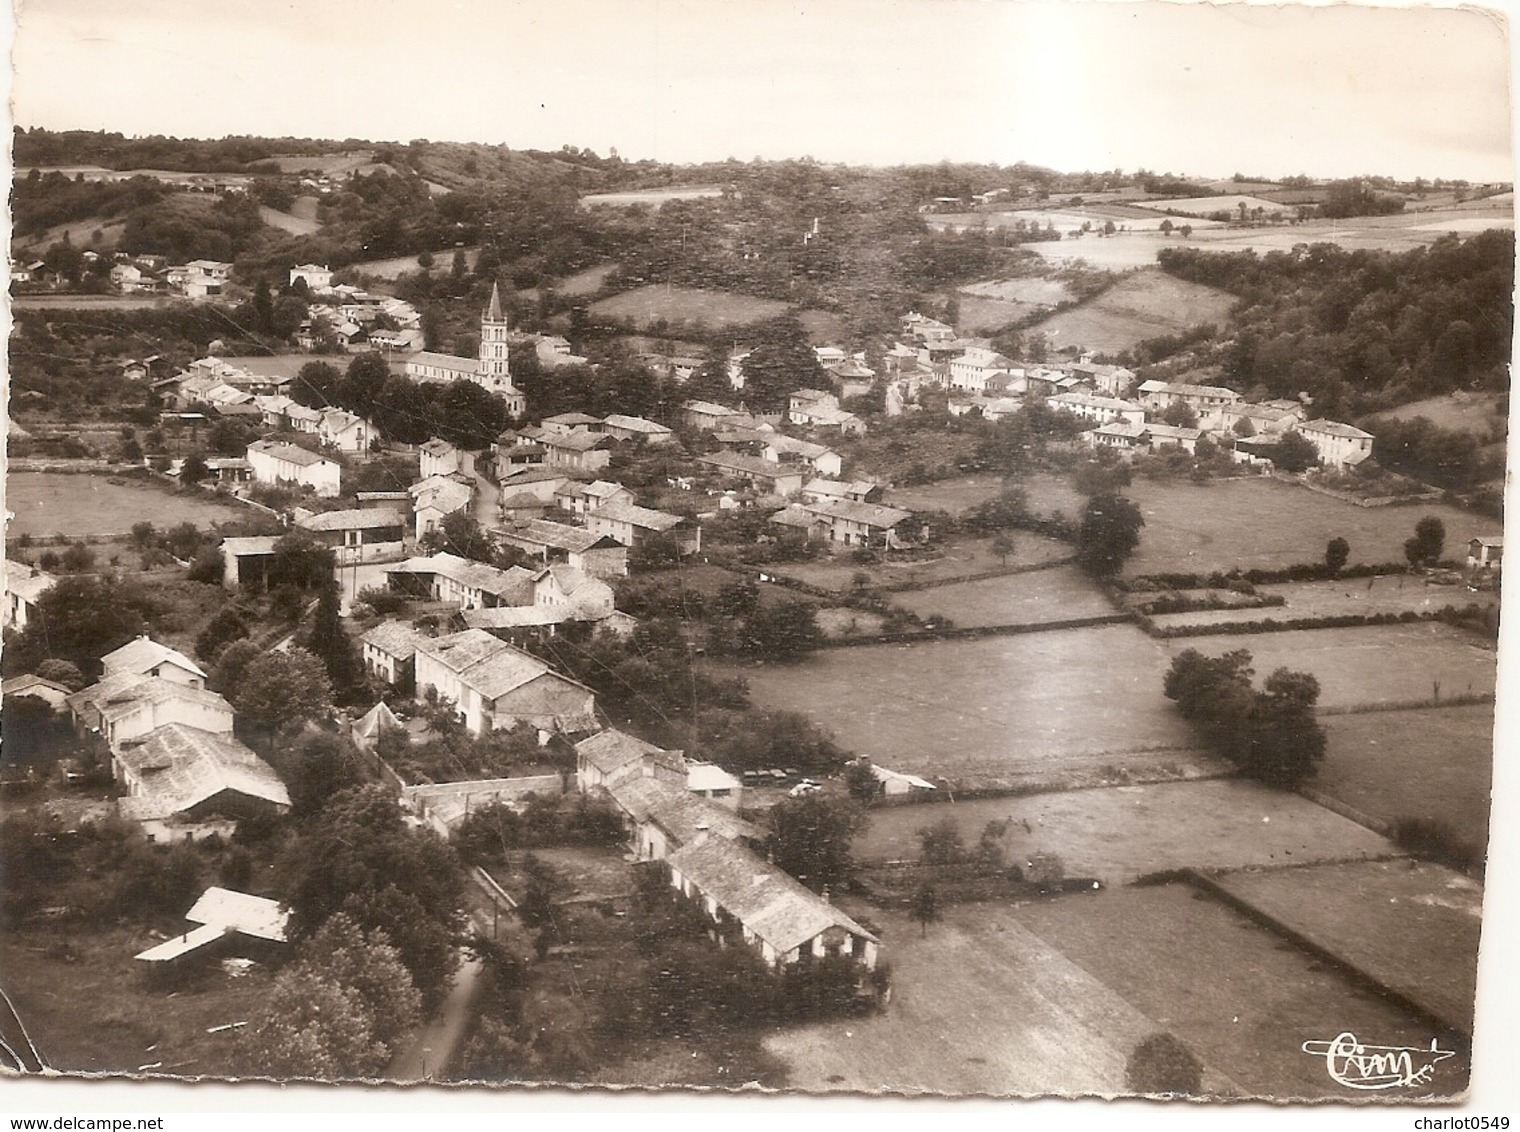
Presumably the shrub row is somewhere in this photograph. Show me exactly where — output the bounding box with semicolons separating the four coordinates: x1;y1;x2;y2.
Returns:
1138;604;1489;639
1125;561;1416;591
1135;592;1286;616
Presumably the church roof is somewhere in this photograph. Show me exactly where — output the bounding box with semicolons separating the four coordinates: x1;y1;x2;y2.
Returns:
485;281;504;323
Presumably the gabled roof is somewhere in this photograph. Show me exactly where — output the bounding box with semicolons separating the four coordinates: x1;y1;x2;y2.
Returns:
115;723;289;820
6;564;57;604
389;553;535;602
408;351;479;373
246;440;334;468
698;452;800;480
589;500;683;532
1;675;73;700
409;475;473;515
298;508;405;533
606;774;761;847
543;412;602;426
360;620;427;662
67;673;232;728
185;886;289;942
499;518;620;555
576;728;669;775
683;400;738;418
804;498;913;529
666;834;877;955
602;414;672;435
542;429;611;452
101;636;208;681
764;435;836;461
1297;419;1374;441
221;535;280;557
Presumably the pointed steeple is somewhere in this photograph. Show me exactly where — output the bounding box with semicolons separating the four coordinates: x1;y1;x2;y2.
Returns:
485;281;503;323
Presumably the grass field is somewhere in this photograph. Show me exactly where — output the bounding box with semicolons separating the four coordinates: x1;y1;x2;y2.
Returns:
853;778;1392;880
7;473;250;537
1162;623;1497;710
555;264;618;297
349;246;480;281
0;921;275;1077
580;185;724;207
885;473;1007;515
1116;477;1484;576
1318;704;1495;846
717;624;1200;782
1208;859;1483;1034
587;285;789;333
1145;575;1498;632
1131;195;1288;218
1011;884;1468;1099
257;204;320;235
768;532;1071;592
948;276;1075;333
1026;268;1236;355
891;564;1111;629
10;294;176;310
1371;393;1507;437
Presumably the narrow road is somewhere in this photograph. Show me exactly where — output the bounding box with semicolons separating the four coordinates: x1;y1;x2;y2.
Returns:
386;952;486;1082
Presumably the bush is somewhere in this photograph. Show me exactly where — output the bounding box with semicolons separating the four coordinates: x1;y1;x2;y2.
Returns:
357;585;407;615
1392;816;1484;875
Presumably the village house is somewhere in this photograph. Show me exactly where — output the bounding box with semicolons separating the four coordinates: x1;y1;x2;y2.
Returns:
492;468;572;520
532;564;616;619
541;412;604;436
1086;421;1149;453
682;400;741;431
800;478;884;506
555;480;636;516
601;414;674;445
66;674;235;755
1293;419;1375;470
763;435;844;479
412;629;597;738
101;636;207;689
318;408;373;453
1137;380;1242;419
583;500;701;555
493;436;548;475
665;833;880;971
948;347;1018;393
296;508;407;565
1143;422;1203;454
419;438;479;480
575;729;675;794
246;440;341;497
493;518;630;578
289;263;334;290
1045;392;1146;428
771;498;917;550
1070;361;1137;399
409;475;474;542
1;675;74;711
387;553;536;610
360;620;428;687
1212;402;1301;438
697;451;807;498
1468;536;1503;571
685;761;743;810
4;563;56;631
603;770;762;863
540;429;614;473
787;389;866;436
113;723;290;829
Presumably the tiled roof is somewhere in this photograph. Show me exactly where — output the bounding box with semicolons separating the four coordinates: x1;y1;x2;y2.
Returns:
360;620;426;662
603;414;672;435
67;673;232;728
666;834;877;955
698;452;798;479
101;637;207;681
589;501;682;532
804;498;913;529
543;429;610;452
499;519;612;554
1298;419;1374;440
298;508;405;532
576;729;668;775
115;724;289;820
247;440;332;468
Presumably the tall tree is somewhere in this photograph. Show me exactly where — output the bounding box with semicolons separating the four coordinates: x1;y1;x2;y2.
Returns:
5;575;149;676
306;582;360;700
1075;493;1145;577
767;794;866;894
231;647;335;749
739;316;828;413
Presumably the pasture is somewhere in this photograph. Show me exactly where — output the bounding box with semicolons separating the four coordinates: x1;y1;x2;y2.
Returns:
719;624;1200;782
349;246;480;281
1131;194;1288;218
853;778;1392;881
1116;477;1483;576
1011;884;1467;1099
1026;268;1235;355
257;204;320;235
7;473;249;538
885;473;1006;515
1160;623;1498;709
586;285;789;333
1208;859;1483;1034
891;564;1111;629
949;276;1073;333
554;263;617;297
1317;704;1496;847
1144;575;1498;632
767;532;1071;592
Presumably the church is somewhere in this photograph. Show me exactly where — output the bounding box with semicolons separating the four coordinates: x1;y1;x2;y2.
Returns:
403;282;527;417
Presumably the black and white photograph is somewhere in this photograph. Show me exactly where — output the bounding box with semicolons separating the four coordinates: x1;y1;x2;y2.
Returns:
2;0;1516;1115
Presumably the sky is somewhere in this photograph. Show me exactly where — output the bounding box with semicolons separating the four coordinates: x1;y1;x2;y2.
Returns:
7;0;1515;182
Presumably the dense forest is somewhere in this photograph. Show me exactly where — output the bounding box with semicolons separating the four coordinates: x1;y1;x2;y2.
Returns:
1151;233;1514;417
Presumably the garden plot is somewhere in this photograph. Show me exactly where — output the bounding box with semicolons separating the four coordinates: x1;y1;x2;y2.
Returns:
8;473;249;538
587;285;788;332
1145;576;1498;632
1012;884;1468;1099
767;533;1071;593
852;778;1392;882
1207;859;1483;1035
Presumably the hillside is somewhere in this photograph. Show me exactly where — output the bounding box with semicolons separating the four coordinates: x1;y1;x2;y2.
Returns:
1026;269;1235;356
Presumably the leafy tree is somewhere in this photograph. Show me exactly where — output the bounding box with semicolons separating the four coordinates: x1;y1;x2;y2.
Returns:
844;760;880;803
6;575;149;676
1405;515;1446;566
917;816;967;865
743;599;822;660
35;658;86;690
0;695;68;763
179;453;210;486
209;638;261;694
420;510;495;563
291;361;342;408
1270;431;1320;474
1325;537;1350;574
990;532;1016;567
1075;493;1144;577
910;882;941;937
301;913;422;1052
195;607;249;663
238;968;386;1079
1158;401;1199;429
231;647;335;748
767;794;866;893
306;582;361;701
738;316;828;412
342;352;393;417
268;530;335;590
1126;1032;1203;1096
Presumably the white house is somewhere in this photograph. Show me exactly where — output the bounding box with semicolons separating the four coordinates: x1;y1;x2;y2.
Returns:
1045;392;1146;428
1293;419;1374;470
101;636;208;689
296;508;407;565
113;724;290;826
246;440;341;497
409;475;474;542
413;629;597;738
290;263;334;291
360;620;427;686
66;675;235;755
4;564;56;631
318;409;373;453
